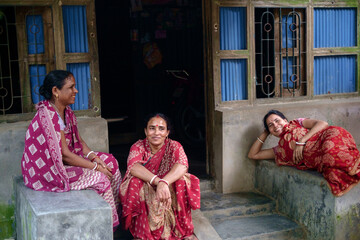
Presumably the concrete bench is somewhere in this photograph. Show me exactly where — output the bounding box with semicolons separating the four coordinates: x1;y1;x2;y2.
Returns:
15;177;112;240
255;160;360;240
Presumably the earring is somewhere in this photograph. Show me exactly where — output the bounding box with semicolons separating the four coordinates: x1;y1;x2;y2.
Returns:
55;94;58;99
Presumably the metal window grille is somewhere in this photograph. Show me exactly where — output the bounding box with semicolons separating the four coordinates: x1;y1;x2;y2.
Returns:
255;8;307;98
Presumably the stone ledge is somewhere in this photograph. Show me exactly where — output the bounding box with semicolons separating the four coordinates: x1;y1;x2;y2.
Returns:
15;177;112;240
255;160;360;240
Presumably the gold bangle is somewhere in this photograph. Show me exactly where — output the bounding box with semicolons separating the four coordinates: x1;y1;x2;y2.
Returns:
257;137;264;144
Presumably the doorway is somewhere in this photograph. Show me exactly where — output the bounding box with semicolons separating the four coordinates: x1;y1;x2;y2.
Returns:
95;0;207;177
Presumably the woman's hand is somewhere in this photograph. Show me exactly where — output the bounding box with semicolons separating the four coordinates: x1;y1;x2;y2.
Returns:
97;165;113;179
293;145;304;164
247;130;275;160
156;182;172;209
93;157;112;172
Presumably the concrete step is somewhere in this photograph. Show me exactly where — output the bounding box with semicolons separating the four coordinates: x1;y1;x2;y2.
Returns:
210;214;305;240
200;192;275;221
194;191;306;240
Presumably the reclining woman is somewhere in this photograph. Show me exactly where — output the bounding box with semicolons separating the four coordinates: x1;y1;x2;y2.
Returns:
248;109;360;197
120;113;200;240
21;70;122;228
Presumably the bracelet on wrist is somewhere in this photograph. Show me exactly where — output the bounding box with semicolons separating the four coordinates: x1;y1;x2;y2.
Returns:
92;162;98;171
90;155;98;162
257;137;264;144
158;179;169;186
296;141;306;146
150;175;158;185
86;150;94;159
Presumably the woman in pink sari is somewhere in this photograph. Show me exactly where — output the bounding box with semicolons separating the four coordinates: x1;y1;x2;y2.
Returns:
248;109;360;197
120;113;200;240
21;70;122;228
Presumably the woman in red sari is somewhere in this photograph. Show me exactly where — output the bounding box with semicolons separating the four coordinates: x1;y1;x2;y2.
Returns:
248;109;360;197
120;113;200;240
21;70;121;228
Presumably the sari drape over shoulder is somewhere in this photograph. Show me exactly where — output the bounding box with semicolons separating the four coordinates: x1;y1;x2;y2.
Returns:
273;119;360;196
120;139;200;240
21;100;121;227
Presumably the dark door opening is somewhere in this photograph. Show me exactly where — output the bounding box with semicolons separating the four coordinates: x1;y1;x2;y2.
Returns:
95;0;207;177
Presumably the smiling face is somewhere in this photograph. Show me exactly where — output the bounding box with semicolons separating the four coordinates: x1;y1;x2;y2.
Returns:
144;116;170;149
54;75;78;107
266;114;288;137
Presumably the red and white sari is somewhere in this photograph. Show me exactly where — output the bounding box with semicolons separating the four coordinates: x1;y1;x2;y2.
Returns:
120;138;200;239
21;100;121;227
273;118;360;196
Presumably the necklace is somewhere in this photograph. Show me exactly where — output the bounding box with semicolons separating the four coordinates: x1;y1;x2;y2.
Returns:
50;102;64;121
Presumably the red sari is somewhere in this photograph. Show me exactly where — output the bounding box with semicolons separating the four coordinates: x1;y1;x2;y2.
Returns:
273;119;360;196
21;101;121;227
120;139;200;239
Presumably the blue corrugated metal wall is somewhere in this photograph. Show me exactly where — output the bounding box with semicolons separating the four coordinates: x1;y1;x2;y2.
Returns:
67;63;90;110
282;15;294;49
314;55;356;95
282;57;295;88
221;59;247;101
313;8;357;95
220;7;247;50
29;65;46;103
62;5;89;53
314;8;356;48
220;7;247;101
26;15;44;54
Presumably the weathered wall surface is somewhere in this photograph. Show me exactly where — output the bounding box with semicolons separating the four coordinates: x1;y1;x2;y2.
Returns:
214;98;360;193
0;117;109;239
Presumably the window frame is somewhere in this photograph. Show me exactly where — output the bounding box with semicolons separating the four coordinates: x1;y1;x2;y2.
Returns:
211;0;360;109
0;0;100;123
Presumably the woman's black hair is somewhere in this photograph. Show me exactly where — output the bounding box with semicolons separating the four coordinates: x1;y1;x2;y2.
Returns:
144;113;173;133
39;70;73;100
263;109;288;132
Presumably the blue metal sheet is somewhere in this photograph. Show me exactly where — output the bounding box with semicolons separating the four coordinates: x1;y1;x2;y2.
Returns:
220;7;247;50
314;55;356;95
26;15;45;54
282;57;295;88
62;6;89;53
314;8;356;48
29;65;46;103
282;15;294;49
221;59;247;101
66;63;90;110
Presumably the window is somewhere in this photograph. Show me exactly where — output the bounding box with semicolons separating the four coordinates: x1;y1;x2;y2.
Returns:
218;7;248;102
255;8;307;98
211;3;359;106
0;1;99;118
313;8;357;96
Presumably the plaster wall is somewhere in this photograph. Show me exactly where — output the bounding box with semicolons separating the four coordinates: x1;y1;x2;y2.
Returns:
214;98;360;193
0;117;109;239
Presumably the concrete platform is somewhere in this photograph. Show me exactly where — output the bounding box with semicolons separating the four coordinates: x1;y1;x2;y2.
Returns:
15;177;112;240
256;160;360;240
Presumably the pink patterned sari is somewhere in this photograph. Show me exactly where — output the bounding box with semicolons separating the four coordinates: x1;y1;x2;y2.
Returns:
21;100;121;227
120;138;200;239
273;119;360;196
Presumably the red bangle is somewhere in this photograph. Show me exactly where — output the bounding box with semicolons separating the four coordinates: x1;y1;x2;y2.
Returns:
158;179;169;186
